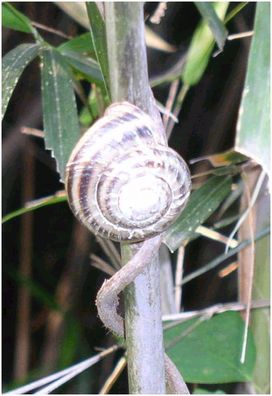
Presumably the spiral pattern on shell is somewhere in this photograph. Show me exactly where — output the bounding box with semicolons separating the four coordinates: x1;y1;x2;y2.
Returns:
65;102;191;242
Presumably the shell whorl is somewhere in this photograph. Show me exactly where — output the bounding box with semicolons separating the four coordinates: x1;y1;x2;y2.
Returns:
65;102;191;242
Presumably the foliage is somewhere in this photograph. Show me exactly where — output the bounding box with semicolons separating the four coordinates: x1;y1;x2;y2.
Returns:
234;2;270;174
165;312;256;383
2;2;270;394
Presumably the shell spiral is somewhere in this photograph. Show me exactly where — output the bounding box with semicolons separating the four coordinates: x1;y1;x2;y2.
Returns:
65;102;191;242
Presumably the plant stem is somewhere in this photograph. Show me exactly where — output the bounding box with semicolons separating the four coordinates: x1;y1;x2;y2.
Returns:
104;3;166;393
121;242;165;393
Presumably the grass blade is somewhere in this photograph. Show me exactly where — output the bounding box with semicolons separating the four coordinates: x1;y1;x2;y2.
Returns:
2;194;67;224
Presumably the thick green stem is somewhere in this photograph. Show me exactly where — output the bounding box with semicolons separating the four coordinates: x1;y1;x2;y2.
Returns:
104;2;166;393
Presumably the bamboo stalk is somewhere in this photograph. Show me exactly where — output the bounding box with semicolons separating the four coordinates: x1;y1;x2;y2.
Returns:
104;3;166;393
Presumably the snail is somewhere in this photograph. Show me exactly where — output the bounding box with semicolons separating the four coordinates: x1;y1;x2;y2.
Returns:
65;102;191;241
65;102;191;394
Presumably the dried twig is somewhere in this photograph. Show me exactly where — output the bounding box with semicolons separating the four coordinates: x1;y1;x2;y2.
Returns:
228;31;254;40
96;236;121;271
218;262;239;277
31;21;73;39
240;171;256;363
163;79;179;129
99;355;127;394
225;169;266;252
21;126;44;138
150;2;167;24
174;246;185;311
90;254;116;277
166;84;190;139
162;300;270;323
196;225;238;248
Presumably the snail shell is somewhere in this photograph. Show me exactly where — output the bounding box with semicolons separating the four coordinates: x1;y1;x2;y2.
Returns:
65;102;191;242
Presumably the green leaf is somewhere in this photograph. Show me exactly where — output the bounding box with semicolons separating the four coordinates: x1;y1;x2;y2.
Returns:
40;48;80;181
235;3;270;174
195;2;228;51
2;195;67;224
182;2;229;86
59;50;103;85
2;43;41;118
2;3;40;41
58;33;95;56
224;2;248;24
164;312;256;383
163;176;232;252
151;2;245;88
86;2;110;95
2;3;33;33
193;389;225;394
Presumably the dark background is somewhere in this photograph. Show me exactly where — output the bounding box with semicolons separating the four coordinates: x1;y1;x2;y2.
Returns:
3;2;255;393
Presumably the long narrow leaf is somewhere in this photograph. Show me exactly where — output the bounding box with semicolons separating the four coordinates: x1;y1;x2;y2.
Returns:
195;2;228;51
40;48;80;181
2;3;33;33
58;32;95;56
59;50;103;84
163;176;232;252
182;2;229;86
2;44;41;118
2;3;40;40
2;195;67;224
86;3;109;95
235;2;270;174
224;2;248;24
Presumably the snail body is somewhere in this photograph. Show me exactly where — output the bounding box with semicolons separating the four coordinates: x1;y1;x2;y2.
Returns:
65;102;191;242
